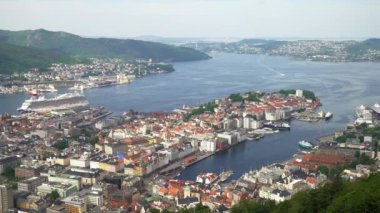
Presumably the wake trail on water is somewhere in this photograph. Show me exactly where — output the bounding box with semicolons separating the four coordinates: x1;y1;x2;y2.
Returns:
257;57;286;77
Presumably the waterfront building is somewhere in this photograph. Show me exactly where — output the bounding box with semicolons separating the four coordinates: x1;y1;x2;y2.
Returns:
199;141;216;152
243;116;252;129
265;109;285;121
217;132;238;145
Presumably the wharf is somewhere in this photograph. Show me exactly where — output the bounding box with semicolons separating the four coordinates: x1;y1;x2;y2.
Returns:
317;134;335;144
292;111;323;122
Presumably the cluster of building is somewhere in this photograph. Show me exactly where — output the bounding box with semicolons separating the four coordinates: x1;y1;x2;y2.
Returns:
0;58;174;94
0;89;324;212
190;40;380;62
2;90;377;212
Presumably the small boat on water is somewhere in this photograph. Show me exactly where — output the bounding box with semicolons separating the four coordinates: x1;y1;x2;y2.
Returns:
325;112;333;120
299;140;313;149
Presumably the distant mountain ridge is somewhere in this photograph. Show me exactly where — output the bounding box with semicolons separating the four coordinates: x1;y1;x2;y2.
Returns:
0;29;211;62
0;29;211;74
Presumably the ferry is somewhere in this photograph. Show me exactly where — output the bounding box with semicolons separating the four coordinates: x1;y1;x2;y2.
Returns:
252;128;279;134
263;121;290;130
298;140;313;149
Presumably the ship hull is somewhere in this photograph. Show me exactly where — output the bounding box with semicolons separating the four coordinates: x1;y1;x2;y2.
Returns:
18;93;89;113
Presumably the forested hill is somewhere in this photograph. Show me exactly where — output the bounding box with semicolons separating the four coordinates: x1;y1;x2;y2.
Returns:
0;43;89;74
0;29;211;62
231;173;380;213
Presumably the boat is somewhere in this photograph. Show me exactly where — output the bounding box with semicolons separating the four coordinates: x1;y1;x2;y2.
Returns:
298;140;313;149
28;89;38;96
325;112;333;120
246;133;264;141
252;128;279;134
219;170;233;182
38;84;57;93
18;93;90;113
371;103;380;116
263;121;290;130
95;81;114;87
69;84;85;91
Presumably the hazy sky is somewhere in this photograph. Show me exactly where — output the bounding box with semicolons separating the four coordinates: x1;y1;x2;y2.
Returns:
1;0;379;39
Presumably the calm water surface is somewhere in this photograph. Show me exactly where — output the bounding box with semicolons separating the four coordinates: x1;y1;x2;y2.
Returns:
1;53;379;181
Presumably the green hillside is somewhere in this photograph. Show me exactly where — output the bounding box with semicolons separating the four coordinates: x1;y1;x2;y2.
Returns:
346;38;380;54
231;173;380;213
0;43;89;74
0;29;211;62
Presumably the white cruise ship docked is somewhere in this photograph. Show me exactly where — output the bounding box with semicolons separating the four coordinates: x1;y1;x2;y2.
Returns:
18;93;90;113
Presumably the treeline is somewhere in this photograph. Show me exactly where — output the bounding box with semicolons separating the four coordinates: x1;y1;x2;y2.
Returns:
231;173;380;213
184;102;219;121
277;89;316;100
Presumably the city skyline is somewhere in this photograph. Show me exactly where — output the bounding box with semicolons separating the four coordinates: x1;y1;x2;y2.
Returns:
1;0;379;39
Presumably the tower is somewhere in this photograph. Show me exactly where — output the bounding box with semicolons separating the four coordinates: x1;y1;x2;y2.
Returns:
0;185;13;212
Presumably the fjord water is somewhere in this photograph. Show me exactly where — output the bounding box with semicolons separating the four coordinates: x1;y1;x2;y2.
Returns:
1;53;379;180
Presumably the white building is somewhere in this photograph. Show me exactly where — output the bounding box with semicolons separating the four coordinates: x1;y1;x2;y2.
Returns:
265;110;285;121
70;153;90;168
243;117;252;129
295;89;303;97
199;141;216;152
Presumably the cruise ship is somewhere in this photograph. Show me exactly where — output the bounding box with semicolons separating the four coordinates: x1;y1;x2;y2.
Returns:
18;93;89;113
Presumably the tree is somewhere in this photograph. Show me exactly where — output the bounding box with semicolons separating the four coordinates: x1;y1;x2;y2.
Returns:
86;136;99;146
2;166;15;179
53;139;69;150
317;165;329;176
49;190;60;201
335;136;346;143
231;199;275;213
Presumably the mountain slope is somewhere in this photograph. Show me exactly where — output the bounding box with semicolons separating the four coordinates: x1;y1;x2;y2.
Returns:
0;29;211;62
346;38;380;54
0;43;89;74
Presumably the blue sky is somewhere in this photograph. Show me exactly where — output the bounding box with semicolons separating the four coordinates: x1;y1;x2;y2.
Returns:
0;0;379;39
